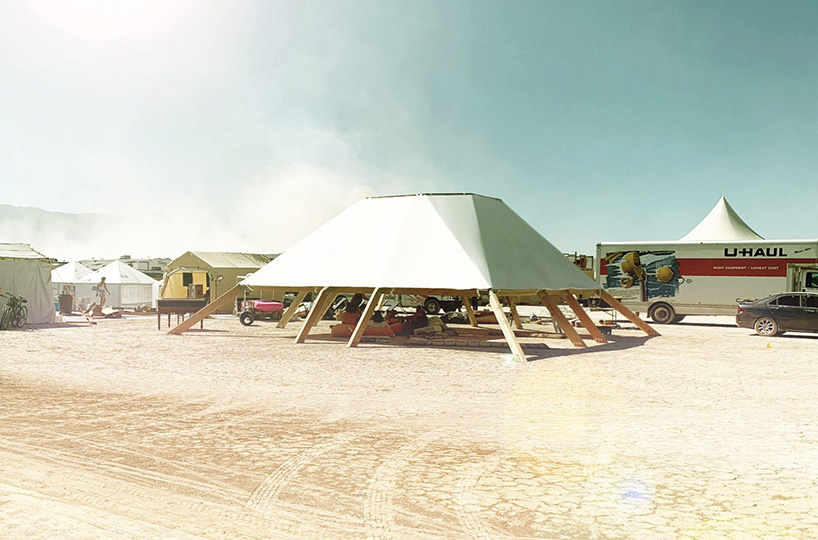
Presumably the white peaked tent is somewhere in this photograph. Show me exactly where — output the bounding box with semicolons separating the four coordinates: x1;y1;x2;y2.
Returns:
171;194;658;360
0;243;55;324
79;260;157;309
51;261;93;309
680;196;763;242
52;261;93;283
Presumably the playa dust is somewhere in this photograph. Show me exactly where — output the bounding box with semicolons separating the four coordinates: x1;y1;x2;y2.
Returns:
0;314;816;539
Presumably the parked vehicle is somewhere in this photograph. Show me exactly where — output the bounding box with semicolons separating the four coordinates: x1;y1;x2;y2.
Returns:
239;299;284;326
596;240;818;324
382;294;462;314
736;292;818;336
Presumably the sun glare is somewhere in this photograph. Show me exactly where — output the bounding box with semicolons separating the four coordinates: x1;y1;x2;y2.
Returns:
24;0;198;44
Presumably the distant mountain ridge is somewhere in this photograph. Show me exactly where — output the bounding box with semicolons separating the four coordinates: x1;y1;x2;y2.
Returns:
0;204;116;260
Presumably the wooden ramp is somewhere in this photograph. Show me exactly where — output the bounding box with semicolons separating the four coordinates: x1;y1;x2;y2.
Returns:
167;286;241;335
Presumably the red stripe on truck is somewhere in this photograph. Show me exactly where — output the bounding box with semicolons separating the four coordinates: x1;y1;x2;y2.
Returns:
677;258;816;277
600;258;816;277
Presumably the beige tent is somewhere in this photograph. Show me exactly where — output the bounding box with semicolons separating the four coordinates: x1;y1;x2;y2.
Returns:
171;194;657;359
161;251;276;313
0;243;55;324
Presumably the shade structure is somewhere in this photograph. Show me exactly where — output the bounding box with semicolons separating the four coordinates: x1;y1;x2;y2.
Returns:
680;196;763;242
242;193;599;292
173;194;659;359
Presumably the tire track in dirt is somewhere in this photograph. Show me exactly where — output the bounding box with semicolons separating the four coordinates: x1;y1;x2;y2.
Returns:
363;429;446;540
455;448;515;540
243;430;368;538
0;437;246;506
246;431;360;516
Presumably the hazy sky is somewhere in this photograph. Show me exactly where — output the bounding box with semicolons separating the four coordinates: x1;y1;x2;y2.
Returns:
2;0;817;259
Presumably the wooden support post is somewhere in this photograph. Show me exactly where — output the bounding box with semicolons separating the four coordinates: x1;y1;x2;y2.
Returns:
562;292;608;344
460;295;478;327
348;288;385;348
276;290;310;329
506;296;523;329
536;290;586;348
488;290;527;361
295;287;332;343
598;290;661;337
167;286;241;335
310;290;338;329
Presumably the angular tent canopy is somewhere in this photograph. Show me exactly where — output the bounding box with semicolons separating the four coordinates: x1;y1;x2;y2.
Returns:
242;193;599;292
0;243;55;324
680;196;763;242
169;193;658;360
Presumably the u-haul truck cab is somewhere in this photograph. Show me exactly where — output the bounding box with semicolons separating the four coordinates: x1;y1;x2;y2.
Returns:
596;240;818;324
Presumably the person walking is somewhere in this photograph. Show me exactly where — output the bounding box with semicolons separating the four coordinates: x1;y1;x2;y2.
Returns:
85;276;111;316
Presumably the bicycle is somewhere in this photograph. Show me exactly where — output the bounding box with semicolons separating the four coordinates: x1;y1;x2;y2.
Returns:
0;292;28;330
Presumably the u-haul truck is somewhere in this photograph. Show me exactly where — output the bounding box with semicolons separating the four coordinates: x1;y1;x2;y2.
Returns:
595;240;818;323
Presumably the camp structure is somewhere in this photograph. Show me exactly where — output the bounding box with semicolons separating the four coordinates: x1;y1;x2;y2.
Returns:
0;243;55;324
78;260;157;309
680;196;764;242
161;251;276;313
51;261;93;311
170;193;658;360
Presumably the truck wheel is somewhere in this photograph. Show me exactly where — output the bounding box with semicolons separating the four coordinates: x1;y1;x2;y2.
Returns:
649;303;675;324
239;311;254;326
754;317;779;337
672;315;686;323
424;298;441;314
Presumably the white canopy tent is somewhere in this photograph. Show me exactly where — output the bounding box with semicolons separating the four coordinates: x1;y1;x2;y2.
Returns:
172;194;658;359
680;196;763;242
78;260;157;309
51;261;94;310
0;243;55;324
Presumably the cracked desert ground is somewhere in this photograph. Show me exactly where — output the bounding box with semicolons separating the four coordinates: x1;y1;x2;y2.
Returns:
1;314;816;539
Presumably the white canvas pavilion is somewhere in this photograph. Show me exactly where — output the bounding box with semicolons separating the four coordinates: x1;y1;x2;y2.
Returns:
78;260;157;309
170;194;658;359
680;196;763;242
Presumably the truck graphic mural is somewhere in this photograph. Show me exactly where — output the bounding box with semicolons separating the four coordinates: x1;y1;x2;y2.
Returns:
603;250;684;302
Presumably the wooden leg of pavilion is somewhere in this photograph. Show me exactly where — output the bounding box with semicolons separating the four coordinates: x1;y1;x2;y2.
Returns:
295;287;332;343
535;290;587;348
562;292;608;344
276;290;310;329
598;290;661;337
488;290;527;362
167;286;241;335
309;290;339;329
506;296;523;330
348;288;385;347
460;295;478;327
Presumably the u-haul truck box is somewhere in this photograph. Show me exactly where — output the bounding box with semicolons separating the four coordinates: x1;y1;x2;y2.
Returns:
595;240;818;324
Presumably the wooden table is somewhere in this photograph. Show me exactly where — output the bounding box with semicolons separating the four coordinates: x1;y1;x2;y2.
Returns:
157;298;208;330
